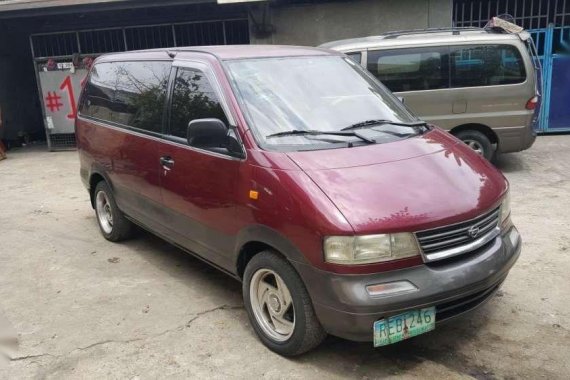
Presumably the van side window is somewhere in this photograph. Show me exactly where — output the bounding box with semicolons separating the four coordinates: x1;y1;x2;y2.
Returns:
79;61;170;133
113;61;170;132
169;68;229;141
450;45;526;88
345;52;362;64
79;62;116;121
367;48;448;92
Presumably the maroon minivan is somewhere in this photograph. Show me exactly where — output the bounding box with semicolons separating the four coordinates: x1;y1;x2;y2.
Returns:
76;45;521;356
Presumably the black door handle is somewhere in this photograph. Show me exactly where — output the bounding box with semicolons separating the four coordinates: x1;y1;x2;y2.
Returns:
160;156;175;168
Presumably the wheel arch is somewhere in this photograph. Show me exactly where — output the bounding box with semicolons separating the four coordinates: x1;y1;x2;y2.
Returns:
88;169;113;209
235;225;310;279
450;123;499;145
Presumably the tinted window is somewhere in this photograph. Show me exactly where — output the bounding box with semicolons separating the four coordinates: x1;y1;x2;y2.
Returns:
451;45;526;87
169;68;228;140
367;48;448;92
345;52;362;64
113;61;170;132
80;62;116;121
79;61;170;133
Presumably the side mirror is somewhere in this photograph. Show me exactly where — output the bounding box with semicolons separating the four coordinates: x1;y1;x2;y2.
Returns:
186;118;244;158
187;118;228;148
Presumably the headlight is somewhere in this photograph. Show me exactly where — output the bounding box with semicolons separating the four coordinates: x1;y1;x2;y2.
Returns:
324;233;421;265
499;191;511;225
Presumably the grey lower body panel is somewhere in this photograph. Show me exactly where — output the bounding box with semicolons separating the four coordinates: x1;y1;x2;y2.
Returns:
495;126;537;153
293;227;521;342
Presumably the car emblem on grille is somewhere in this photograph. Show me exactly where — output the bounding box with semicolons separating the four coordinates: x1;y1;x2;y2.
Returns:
468;226;480;238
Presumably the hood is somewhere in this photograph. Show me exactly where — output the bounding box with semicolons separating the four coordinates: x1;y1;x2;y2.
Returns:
286;129;507;233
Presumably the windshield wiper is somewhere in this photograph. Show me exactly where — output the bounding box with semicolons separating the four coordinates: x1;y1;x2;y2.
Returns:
266;129;375;143
341;119;428;131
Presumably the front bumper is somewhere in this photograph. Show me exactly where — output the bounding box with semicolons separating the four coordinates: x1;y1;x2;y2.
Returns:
293;227;521;342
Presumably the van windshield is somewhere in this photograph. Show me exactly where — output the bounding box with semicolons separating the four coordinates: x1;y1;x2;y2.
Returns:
225;56;421;151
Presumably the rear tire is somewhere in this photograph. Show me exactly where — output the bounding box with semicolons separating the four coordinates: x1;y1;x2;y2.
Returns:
94;181;133;242
454;130;494;161
243;251;326;356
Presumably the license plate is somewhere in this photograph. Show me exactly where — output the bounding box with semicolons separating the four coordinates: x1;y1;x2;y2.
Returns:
373;307;435;347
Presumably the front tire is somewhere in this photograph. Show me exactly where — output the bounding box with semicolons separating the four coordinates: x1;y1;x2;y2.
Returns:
454;130;494;160
94;181;133;242
243;251;326;356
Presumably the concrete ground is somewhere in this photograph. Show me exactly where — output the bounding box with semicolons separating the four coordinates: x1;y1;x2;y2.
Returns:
0;136;569;379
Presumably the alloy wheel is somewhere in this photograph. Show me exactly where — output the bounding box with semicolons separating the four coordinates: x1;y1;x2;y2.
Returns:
95;191;114;234
249;268;295;342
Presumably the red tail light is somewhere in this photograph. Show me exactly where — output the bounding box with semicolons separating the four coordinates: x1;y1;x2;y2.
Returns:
526;96;538;110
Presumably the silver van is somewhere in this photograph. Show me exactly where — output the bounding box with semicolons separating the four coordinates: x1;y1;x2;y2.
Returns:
321;28;539;160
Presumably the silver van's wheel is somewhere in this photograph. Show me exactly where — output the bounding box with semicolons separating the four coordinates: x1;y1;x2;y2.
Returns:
93;181;133;242
250;269;295;341
463;139;485;156
455;130;494;160
243;251;326;356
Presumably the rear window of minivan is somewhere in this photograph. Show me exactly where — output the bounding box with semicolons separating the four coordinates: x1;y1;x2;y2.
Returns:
79;61;170;133
367;44;526;92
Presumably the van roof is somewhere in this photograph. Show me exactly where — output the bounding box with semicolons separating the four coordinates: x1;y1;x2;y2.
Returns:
320;28;524;52
95;45;337;63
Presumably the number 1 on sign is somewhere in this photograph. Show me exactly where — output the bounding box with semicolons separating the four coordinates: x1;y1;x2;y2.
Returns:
59;76;77;120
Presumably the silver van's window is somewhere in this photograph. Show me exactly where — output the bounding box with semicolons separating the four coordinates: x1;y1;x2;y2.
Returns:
367;47;449;92
345;52;362;64
226;56;418;150
450;45;526;87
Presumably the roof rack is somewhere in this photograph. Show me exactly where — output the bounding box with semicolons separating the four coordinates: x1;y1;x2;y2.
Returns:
380;27;488;39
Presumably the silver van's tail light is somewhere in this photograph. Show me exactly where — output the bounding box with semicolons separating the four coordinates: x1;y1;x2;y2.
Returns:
526;96;538;110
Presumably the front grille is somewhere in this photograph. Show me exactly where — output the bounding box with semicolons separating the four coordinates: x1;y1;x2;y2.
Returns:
416;207;500;261
436;280;503;321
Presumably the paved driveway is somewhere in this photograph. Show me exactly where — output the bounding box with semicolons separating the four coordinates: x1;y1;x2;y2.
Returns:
1;136;569;379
